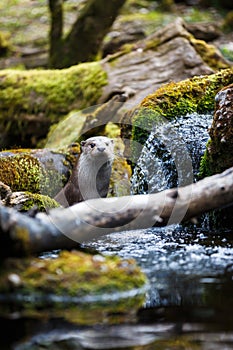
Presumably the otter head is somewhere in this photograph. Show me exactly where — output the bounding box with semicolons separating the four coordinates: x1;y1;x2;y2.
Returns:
80;136;114;162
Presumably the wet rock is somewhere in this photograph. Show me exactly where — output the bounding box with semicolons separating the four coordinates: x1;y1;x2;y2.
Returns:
184;22;221;42
100;18;230;109
199;84;233;228
0;250;147;323
200;83;233;176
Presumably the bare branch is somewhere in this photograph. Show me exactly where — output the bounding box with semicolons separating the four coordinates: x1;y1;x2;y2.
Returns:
0;167;232;258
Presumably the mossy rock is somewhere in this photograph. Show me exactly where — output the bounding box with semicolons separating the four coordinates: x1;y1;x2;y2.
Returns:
45;110;87;149
0;250;147;323
222;11;233;32
106;125;132;197
123;67;233;160
190;37;230;71
4;191;60;212
109;157;132;197
0;147;79;198
199;83;233;177
198;82;233;229
0;62;106;113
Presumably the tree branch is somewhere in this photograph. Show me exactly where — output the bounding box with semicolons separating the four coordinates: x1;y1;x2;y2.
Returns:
0;167;233;258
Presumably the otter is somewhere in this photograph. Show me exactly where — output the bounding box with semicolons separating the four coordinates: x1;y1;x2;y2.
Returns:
54;136;114;207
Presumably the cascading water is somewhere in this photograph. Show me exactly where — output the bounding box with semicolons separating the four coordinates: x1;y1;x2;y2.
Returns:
131;112;213;195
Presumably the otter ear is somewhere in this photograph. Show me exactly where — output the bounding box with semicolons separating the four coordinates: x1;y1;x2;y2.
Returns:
110;139;114;144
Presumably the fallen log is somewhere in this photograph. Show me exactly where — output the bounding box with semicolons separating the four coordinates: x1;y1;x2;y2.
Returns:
0;166;233;258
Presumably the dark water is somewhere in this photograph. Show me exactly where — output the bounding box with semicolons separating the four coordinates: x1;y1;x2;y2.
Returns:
85;224;233;349
2;224;233;349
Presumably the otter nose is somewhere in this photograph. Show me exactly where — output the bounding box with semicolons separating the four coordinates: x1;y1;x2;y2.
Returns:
97;147;105;152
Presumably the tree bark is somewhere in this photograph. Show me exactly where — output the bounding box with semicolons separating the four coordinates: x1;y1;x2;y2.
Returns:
49;0;126;68
48;0;64;68
0;166;233;258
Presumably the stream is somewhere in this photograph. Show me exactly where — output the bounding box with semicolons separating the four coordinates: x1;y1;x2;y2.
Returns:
1;112;233;349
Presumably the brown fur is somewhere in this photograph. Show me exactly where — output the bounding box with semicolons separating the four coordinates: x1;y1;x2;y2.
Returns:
54;136;114;207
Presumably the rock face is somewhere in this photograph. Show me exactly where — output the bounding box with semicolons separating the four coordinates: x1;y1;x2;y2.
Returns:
200;84;233;176
100;18;229;108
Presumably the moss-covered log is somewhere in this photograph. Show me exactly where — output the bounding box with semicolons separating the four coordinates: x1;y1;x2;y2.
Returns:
0;62;107;148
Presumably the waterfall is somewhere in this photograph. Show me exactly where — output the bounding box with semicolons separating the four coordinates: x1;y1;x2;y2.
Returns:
131;112;213;195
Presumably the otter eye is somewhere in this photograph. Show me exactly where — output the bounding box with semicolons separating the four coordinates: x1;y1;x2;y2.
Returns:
105;142;109;146
90;143;95;148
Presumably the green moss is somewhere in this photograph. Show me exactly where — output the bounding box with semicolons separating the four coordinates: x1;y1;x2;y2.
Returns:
131;68;233;149
190;38;230;70
199;141;213;178
0;62;107;122
222;11;233;32
0;154;42;193
0;149;77;198
14;226;31;254
0;250;147;303
183;7;219;23
0;250;147;324
20;192;60;211
198;138;230;179
220;46;233;62
45;110;86;149
0;63;107;148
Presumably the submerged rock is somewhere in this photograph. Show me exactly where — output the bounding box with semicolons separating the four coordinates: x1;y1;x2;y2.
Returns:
0;250;147;323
